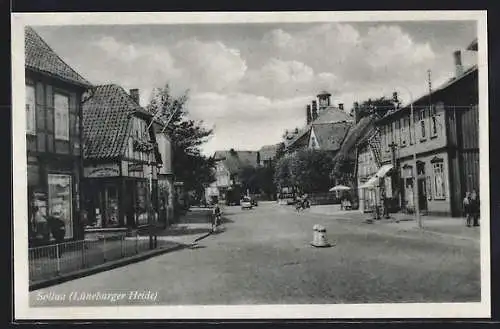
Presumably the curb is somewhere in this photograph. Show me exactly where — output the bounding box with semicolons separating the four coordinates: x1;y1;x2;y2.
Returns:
29;243;188;292
295;207;478;243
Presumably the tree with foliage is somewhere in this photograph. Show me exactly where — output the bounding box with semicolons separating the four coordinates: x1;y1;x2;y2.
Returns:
275;142;286;160
289;149;336;193
353;96;400;121
239;165;259;194
147;84;215;196
256;165;277;199
273;156;293;189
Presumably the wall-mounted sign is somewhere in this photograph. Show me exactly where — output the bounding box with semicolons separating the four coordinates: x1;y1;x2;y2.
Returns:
84;164;120;178
129;163;144;172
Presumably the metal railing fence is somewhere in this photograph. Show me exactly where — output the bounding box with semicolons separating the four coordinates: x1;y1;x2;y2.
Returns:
28;234;170;284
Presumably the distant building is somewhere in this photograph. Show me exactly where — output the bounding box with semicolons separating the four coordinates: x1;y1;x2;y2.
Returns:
206;149;259;203
25;27;93;245
285;91;354;155
258;143;281;167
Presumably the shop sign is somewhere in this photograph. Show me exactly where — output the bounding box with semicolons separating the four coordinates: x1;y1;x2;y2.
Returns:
84;164;120;178
129;163;144;172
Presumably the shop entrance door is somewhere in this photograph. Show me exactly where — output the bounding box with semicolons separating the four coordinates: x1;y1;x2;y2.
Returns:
418;178;428;212
416;161;428;213
97;184;120;228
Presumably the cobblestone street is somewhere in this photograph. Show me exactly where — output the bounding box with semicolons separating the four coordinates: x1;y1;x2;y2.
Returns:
30;202;480;306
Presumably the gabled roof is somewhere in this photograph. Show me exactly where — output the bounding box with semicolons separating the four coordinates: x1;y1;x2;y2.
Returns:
314;106;354;124
310;121;352;151
259;144;280;161
467;38;478;51
213;150;259;174
83;84;154;160
25;26;92;88
333;114;379;163
286;107;353;149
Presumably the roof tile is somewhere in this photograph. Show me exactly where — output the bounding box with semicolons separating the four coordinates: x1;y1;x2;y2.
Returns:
25;26;92;87
83;84;147;160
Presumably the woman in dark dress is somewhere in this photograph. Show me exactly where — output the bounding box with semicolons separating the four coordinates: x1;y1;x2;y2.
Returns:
470;190;480;227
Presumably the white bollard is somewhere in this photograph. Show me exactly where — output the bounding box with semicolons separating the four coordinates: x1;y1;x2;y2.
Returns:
311;224;332;248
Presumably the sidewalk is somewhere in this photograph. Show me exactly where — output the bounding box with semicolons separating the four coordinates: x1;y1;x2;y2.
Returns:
138;207;216;245
308;204;480;242
30;208;219;290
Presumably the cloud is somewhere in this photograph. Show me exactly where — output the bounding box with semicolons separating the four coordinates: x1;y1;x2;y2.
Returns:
91;36;248;104
260;23;438;88
187;92;312;155
171;38;248;93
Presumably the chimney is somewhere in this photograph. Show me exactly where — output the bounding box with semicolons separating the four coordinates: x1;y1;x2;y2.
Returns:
453;50;464;77
354;102;360;124
311;100;318;121
338;103;344;111
306;105;312;125
129;88;140;104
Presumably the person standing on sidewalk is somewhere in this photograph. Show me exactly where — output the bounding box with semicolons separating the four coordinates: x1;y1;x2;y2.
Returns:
470;190;480;227
463;192;471;227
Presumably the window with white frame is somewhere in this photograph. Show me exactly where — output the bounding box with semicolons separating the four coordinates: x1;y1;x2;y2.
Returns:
26;85;36;135
400;117;407;146
418;109;426;141
54;93;70;140
430;105;438;137
433;161;446;199
408;116;414;145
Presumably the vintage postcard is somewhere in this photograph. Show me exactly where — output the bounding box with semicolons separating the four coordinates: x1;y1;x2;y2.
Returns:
12;11;489;319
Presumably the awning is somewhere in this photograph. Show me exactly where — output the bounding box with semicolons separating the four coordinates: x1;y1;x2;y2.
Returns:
375;164;393;178
359;175;378;189
329;185;351;192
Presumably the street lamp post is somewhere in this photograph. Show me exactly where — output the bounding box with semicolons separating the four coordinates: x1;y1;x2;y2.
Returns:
398;87;422;229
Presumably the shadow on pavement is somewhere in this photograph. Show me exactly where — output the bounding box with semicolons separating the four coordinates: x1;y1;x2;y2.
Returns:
145;226;211;237
188;245;207;250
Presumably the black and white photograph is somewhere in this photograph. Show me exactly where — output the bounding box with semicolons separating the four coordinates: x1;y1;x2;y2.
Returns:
12;11;489;319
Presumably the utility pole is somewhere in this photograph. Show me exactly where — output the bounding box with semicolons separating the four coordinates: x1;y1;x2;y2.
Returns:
143;101;182;249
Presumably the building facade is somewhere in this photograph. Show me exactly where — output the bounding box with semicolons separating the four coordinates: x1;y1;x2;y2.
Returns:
81;85;163;234
376;53;478;216
356;127;383;213
25;27;93;246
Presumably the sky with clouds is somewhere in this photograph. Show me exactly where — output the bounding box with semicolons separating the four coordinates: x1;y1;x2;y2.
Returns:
32;21;477;155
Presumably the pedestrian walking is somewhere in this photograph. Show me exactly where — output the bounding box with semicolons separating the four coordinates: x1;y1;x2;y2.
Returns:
463;192;471;227
470;190;480;227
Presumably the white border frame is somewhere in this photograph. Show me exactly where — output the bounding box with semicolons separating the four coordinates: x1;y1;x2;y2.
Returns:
12;10;490;320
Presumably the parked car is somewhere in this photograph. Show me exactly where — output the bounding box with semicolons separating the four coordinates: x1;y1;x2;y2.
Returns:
241;197;253;210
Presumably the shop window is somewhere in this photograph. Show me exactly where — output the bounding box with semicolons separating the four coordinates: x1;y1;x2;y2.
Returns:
105;186;120;227
30;191;49;240
26;85;36;135
432;160;446;199
54;93;70;141
136;182;149;226
48;174;73;239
